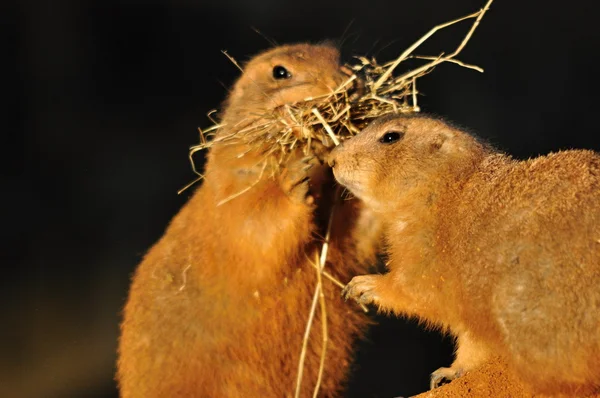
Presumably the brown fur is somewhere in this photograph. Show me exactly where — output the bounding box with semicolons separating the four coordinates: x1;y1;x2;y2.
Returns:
117;44;383;397
329;114;600;396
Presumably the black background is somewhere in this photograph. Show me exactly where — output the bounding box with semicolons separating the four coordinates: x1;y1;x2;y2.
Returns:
5;0;600;397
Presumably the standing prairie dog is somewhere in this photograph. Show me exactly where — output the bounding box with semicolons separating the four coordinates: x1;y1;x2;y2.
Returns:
328;114;600;396
117;43;383;397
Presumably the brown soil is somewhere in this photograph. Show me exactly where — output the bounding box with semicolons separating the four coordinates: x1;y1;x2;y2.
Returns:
414;358;600;398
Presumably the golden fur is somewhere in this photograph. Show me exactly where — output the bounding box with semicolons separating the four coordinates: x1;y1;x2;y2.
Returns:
330;114;600;395
116;44;383;397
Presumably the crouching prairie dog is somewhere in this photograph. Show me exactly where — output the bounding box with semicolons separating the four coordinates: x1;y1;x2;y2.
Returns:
328;114;600;396
117;43;383;398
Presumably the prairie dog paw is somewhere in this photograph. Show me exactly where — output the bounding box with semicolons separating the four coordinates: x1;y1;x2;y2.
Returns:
341;274;382;306
280;155;320;203
430;366;465;390
310;139;331;162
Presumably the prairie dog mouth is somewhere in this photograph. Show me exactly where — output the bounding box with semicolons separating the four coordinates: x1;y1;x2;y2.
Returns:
332;168;363;198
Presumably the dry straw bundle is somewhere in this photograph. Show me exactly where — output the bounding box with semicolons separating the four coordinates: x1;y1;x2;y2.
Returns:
186;0;492;188
184;1;493;396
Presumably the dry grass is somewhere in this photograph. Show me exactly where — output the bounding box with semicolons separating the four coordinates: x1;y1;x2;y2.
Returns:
184;1;494;396
187;0;493;188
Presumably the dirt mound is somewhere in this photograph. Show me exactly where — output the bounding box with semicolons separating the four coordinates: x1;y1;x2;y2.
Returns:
414;358;600;398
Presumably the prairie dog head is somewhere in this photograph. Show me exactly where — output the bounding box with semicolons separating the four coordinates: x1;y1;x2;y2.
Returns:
328;115;485;212
206;43;354;183
221;43;351;125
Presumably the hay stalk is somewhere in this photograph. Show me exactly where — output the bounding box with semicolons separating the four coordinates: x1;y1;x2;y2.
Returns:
294;195;337;398
312;251;328;398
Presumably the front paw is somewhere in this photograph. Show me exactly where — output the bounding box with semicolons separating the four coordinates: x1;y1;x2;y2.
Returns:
280;155;320;204
430;366;465;390
341;274;382;306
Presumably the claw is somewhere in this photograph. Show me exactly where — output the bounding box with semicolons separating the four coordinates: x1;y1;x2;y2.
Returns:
280;155;316;202
341;275;380;306
340;284;351;301
430;366;464;390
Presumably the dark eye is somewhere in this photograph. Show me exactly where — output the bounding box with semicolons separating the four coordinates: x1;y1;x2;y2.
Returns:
379;131;405;144
272;65;291;80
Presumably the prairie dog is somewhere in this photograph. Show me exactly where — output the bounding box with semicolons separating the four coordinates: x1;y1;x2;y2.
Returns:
329;114;600;395
117;44;382;397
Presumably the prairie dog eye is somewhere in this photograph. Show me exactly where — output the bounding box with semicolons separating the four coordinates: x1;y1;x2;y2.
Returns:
272;65;292;80
379;131;405;144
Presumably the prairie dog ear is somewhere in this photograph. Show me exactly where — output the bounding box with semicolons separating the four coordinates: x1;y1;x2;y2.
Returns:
430;131;456;153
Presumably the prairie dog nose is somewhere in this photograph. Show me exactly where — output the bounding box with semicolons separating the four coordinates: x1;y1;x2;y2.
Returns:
328;156;336;168
327;145;341;168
